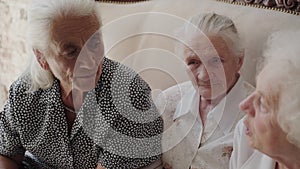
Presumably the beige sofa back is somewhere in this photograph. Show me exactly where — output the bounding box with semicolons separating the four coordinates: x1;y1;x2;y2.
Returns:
99;0;300;91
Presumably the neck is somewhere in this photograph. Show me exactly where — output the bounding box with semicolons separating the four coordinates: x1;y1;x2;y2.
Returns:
199;93;225;125
201;93;226;107
60;84;73;107
60;85;85;111
199;75;239;125
272;145;300;169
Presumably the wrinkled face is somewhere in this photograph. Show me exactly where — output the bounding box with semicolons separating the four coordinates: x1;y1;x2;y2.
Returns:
240;65;287;156
184;35;242;99
44;14;103;91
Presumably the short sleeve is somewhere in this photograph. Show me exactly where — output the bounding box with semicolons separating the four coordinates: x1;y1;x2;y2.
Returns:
0;100;25;157
98;74;163;169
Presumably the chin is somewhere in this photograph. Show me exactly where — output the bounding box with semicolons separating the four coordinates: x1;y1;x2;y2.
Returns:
199;85;226;97
199;92;212;100
246;137;258;150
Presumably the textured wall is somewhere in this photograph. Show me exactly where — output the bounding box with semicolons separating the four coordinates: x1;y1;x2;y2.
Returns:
0;0;31;109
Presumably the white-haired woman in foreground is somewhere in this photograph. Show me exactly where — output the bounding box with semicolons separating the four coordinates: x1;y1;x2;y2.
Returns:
230;31;300;169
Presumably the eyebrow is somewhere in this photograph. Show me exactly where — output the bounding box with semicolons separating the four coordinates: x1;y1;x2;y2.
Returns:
62;43;79;49
57;43;79;55
185;55;200;61
256;91;264;98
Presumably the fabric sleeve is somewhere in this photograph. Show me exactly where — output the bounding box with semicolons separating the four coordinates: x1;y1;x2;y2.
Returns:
0;100;26;158
98;74;163;169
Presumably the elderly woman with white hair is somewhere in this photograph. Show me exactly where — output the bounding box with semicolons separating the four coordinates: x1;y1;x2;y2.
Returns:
0;0;163;168
159;13;254;169
230;31;300;169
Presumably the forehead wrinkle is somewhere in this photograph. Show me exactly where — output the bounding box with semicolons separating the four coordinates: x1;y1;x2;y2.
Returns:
190;40;226;61
50;15;100;52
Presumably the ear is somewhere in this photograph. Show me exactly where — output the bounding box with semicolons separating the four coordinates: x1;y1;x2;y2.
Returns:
236;51;244;71
33;49;49;70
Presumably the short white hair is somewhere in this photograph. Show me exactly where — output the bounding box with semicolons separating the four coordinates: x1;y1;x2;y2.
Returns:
25;0;102;91
175;12;243;60
263;30;300;149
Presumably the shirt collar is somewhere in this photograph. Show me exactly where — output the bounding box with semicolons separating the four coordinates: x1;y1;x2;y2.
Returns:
208;76;247;134
173;83;198;120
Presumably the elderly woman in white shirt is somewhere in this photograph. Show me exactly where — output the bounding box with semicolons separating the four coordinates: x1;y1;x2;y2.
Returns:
230;31;300;169
159;13;254;169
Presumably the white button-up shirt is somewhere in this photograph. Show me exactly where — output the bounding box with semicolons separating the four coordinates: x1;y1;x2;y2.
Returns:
161;77;254;169
230;119;276;169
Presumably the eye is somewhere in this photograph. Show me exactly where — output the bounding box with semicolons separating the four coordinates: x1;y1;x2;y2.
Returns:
254;95;267;113
68;48;79;55
65;48;79;59
60;44;80;59
186;58;200;66
187;60;196;65
259;97;267;113
208;57;222;65
87;36;102;51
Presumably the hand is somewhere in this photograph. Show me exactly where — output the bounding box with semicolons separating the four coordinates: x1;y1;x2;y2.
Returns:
0;155;22;169
163;162;172;169
96;163;106;169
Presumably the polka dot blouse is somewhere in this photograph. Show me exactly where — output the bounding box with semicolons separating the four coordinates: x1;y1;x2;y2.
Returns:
0;58;163;169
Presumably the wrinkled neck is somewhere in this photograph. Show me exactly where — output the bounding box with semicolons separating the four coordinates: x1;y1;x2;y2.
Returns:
272;145;300;169
61;86;86;112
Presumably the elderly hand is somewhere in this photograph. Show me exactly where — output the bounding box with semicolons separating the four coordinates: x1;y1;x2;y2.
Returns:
96;163;106;169
163;162;172;169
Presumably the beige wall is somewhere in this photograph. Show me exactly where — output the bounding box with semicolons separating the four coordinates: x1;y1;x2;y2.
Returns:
0;0;32;109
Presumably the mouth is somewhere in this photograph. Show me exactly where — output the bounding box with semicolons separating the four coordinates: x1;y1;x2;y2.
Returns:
243;120;251;136
199;85;211;88
198;83;211;87
245;127;251;136
73;72;98;79
73;69;99;79
198;81;222;87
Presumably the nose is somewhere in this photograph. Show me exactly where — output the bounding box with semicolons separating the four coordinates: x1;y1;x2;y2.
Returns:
239;94;255;117
79;48;97;70
197;65;210;82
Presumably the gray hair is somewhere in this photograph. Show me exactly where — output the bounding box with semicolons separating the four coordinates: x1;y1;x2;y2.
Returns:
263;30;300;149
175;12;243;59
25;0;102;91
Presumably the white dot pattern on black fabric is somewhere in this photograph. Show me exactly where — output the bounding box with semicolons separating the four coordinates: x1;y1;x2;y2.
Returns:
0;58;163;169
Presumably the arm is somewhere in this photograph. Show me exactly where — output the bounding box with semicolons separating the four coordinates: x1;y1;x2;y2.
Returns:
140;159;163;169
0;100;26;168
97;73;163;168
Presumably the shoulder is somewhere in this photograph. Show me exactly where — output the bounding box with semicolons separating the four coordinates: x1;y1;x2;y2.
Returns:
7;73;54;116
4;74;36;124
103;57;137;76
9;73;32;96
102;57;150;91
157;81;193;128
157;81;193;111
7;74;39;109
